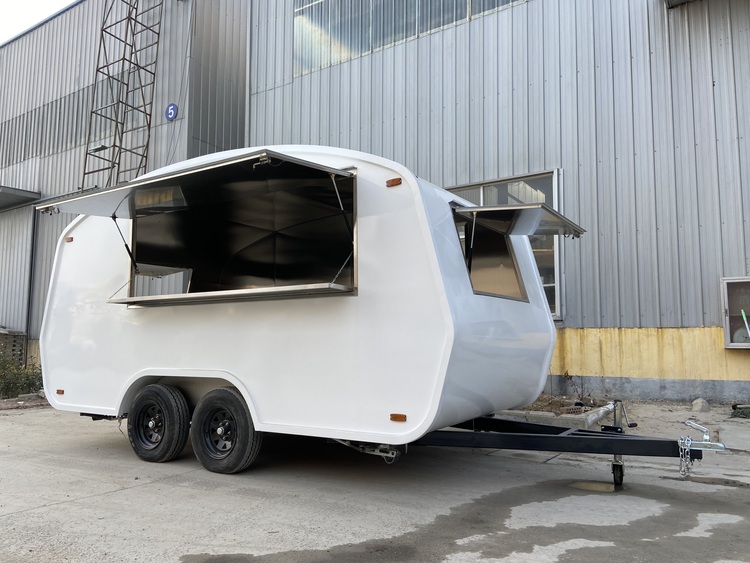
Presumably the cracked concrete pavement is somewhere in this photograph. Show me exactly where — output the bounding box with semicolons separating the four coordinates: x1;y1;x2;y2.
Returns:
1;402;748;562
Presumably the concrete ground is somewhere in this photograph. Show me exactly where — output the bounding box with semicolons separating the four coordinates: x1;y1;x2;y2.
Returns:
0;401;748;563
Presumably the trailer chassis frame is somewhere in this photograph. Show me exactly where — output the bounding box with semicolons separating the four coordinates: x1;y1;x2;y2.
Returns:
413;400;726;486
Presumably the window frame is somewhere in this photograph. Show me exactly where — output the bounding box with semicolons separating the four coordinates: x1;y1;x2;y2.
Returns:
452;211;528;302
292;0;524;76
46;150;359;307
448;169;563;318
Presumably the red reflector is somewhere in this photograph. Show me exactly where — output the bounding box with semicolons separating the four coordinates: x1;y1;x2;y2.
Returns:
56;389;65;395
65;237;74;243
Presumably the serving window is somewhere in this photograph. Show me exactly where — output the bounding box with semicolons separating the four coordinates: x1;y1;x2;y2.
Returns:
453;203;584;303
453;212;526;301
121;154;356;305
46;151;357;306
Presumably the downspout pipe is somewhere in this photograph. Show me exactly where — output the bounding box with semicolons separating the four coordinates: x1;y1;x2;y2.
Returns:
24;206;39;365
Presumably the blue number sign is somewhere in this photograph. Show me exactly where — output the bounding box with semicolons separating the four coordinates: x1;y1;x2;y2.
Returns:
165;103;178;122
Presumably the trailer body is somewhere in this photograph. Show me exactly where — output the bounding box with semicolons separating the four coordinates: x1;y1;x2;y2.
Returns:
40;146;582;451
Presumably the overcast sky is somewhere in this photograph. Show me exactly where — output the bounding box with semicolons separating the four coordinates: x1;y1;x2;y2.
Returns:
0;0;77;45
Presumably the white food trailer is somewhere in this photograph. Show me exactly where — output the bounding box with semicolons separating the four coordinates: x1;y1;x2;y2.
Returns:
40;145;589;474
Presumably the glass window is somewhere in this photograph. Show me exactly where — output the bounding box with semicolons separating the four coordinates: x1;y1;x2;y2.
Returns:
450;172;560;315
294;0;371;74
418;0;467;34
470;0;514;16
454;213;526;300
372;0;418;49
293;0;522;76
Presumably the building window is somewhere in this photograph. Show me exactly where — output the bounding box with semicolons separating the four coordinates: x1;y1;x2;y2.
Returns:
449;171;561;316
293;0;518;76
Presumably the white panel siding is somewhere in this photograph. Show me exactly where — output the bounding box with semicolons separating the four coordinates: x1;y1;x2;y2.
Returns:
557;1;582;322
630;0;661;328
574;0;602;327
0;209;34;331
711;0;745;280
542;0;561;170
495;10;514;179
611;0;639;327
526;0;545;174
650;1;682;327
247;0;749;329
511;2;529;176
670;8;703;327
593;0;619;327
732;1;750;275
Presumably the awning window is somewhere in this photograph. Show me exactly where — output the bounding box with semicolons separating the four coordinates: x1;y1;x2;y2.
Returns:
454;203;584;238
453;203;584;301
43;150;357;306
39;150;354;219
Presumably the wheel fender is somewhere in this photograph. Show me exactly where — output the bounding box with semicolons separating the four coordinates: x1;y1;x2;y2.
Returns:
117;368;260;423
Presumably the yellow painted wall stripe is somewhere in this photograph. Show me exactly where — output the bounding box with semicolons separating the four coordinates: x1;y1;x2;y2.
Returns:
551;327;750;381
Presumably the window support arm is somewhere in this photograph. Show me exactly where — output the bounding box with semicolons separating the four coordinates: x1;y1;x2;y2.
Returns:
330;174;353;239
111;213;140;275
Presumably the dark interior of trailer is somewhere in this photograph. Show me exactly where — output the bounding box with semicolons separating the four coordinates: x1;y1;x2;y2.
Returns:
129;153;355;300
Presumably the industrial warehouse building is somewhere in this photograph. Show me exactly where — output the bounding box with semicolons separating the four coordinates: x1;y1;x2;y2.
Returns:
1;0;749;401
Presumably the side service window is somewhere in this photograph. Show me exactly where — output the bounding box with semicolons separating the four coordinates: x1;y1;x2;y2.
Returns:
453;212;526;301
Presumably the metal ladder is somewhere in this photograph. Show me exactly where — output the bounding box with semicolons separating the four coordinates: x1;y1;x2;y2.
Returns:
81;0;164;190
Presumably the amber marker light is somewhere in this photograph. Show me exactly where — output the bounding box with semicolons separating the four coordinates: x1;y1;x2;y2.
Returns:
65;237;74;243
385;178;402;187
56;389;64;395
390;413;407;422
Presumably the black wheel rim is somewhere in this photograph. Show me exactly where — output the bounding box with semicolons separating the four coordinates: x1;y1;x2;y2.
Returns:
134;401;164;451
201;406;237;460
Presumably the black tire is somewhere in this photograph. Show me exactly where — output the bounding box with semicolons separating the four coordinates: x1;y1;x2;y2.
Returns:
612;463;624;487
127;384;190;463
191;387;262;474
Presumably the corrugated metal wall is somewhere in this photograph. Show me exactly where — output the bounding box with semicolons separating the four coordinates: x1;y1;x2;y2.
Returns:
188;0;248;157
148;0;196;169
248;0;750;330
2;0;747;336
0;0;227;336
0;0;100;334
0;208;34;331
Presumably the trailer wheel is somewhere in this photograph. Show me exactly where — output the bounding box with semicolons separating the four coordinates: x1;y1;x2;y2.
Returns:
191;387;262;474
127;384;190;463
612;463;624;487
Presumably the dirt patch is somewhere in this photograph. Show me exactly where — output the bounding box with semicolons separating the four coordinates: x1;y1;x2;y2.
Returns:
523;393;742;442
0;395;49;411
522;393;606;415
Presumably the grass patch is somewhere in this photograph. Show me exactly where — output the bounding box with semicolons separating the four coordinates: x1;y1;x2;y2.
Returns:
0;345;42;399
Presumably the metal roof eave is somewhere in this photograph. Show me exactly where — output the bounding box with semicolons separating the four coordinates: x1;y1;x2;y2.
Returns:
0;186;42;212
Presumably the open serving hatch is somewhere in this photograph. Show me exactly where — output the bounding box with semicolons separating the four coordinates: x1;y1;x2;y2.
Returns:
453;203;585;238
42;150;357;305
452;203;584;301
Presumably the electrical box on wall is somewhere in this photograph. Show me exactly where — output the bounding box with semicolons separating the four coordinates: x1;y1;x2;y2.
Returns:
722;277;750;348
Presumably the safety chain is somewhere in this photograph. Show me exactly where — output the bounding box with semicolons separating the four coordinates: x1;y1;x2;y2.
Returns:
678;436;693;476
